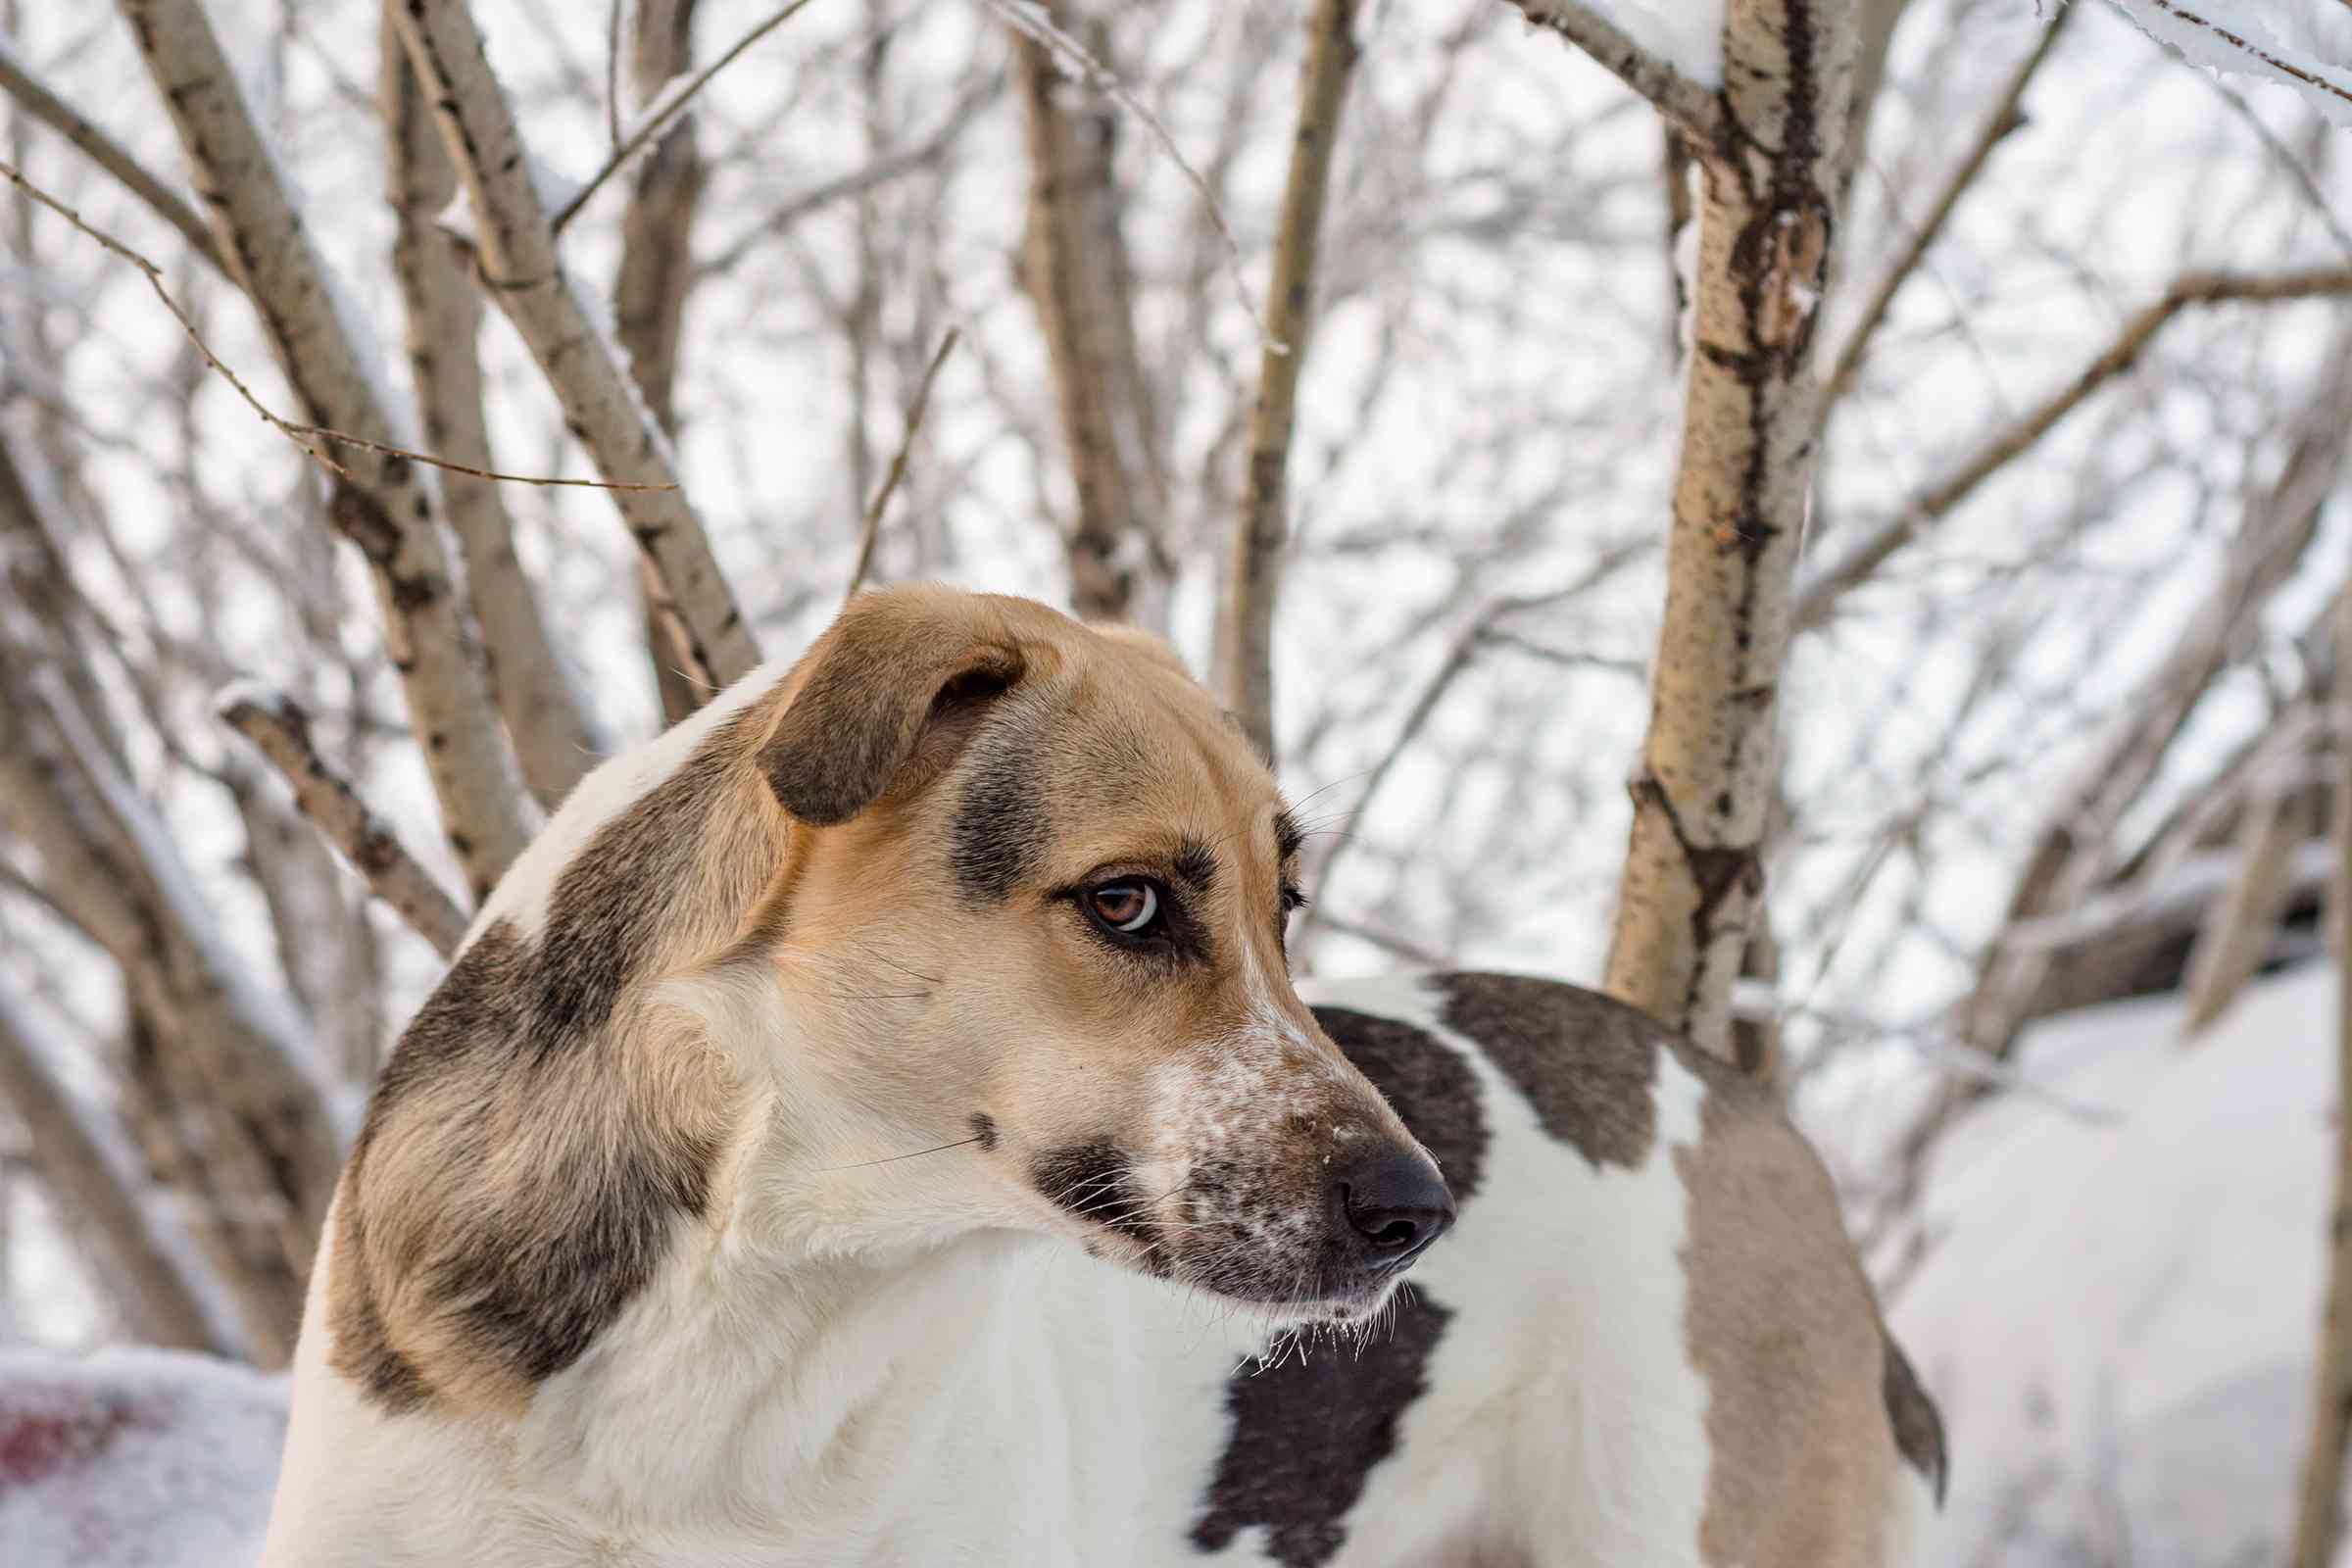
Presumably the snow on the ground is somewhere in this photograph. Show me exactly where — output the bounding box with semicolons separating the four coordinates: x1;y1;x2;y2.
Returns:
1897;959;2336;1567
0;1347;285;1567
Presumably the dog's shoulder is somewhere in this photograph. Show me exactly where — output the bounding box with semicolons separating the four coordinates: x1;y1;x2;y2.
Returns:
325;682;791;1418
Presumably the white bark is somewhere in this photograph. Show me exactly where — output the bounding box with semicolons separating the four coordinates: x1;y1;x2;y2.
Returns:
391;0;761;698
117;0;536;903
383;15;606;804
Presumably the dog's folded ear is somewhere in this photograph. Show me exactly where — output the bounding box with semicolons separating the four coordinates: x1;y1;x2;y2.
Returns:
759;587;1029;825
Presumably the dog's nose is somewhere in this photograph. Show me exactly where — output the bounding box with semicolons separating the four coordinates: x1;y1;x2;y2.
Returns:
1335;1149;1454;1267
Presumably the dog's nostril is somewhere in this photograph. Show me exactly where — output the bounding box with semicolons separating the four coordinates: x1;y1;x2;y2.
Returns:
1335;1151;1456;1264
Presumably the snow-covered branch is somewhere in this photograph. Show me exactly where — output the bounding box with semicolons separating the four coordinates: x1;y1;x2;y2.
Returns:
219;687;471;958
1500;1;1728;143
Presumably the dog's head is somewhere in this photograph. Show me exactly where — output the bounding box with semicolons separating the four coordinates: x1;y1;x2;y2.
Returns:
704;585;1450;1320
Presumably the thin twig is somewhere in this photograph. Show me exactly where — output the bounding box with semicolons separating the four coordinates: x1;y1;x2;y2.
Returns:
219;688;470;958
606;0;627;150
552;0;822;235
986;0;1273;344
0;35;227;274
2131;0;2352;118
0;157;673;494
1823;5;2075;408
846;328;959;601
1796;267;2352;628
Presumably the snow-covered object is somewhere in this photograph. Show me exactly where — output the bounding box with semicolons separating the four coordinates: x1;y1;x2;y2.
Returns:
1518;0;1726;88
0;1348;285;1567
2109;0;2352;131
1897;961;2334;1567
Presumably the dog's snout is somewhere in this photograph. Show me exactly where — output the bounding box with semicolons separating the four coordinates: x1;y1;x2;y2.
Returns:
1335;1150;1454;1268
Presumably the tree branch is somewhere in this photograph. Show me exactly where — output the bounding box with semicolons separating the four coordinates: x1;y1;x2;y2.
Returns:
0;991;230;1355
1796;267;2352;630
847;328;959;601
114;0;537;901
219;688;470;958
383;12;607;805
392;0;761;699
1499;0;1727;145
1820;3;2074;409
1216;0;1360;768
0;32;226;274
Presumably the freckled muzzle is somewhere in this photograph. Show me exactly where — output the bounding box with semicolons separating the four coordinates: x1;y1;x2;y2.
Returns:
1158;1121;1454;1311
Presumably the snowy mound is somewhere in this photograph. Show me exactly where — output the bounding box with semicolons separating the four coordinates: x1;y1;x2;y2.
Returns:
1896;961;2333;1567
0;1347;286;1567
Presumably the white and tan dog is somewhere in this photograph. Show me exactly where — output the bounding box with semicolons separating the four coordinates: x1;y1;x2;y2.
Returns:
261;585;1943;1567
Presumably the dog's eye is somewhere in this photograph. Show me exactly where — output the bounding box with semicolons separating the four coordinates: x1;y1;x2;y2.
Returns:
1088;882;1160;935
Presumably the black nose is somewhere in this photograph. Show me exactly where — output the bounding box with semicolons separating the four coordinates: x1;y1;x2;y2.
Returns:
1335;1149;1455;1268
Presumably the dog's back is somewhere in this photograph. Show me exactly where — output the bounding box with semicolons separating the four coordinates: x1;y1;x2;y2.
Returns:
1250;967;1946;1567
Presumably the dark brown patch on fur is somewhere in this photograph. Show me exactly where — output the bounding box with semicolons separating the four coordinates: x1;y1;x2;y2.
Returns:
329;706;772;1411
1311;1005;1487;1200
1438;971;1742;1169
1883;1332;1948;1503
1191;1295;1454;1567
1173;838;1219;892
951;714;1051;901
969;1112;999;1152
1031;1140;1156;1248
1273;808;1305;864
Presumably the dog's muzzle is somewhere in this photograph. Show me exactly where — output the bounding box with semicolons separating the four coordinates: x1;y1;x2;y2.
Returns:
1332;1148;1454;1275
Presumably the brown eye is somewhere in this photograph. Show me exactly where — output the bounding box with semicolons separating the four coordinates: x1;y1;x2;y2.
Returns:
1088;881;1160;935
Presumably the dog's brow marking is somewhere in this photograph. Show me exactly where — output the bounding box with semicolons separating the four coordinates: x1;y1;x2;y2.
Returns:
1172;839;1218;892
949;707;1048;901
1272;808;1305;865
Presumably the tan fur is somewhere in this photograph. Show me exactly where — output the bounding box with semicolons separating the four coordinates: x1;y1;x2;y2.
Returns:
332;586;1424;1414
1678;1083;1907;1566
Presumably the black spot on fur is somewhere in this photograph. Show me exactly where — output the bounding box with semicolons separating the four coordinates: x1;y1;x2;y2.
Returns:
1883;1332;1949;1504
1437;971;1742;1170
969;1112;998;1152
1310;1006;1487;1200
1190;1295;1454;1566
1031;1140;1154;1247
951;725;1049;900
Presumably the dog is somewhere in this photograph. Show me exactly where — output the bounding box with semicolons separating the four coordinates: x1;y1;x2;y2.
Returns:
260;585;1943;1566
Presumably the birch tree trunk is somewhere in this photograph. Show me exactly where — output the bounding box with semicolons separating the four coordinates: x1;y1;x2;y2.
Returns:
1561;0;1860;1058
1215;0;1360;768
